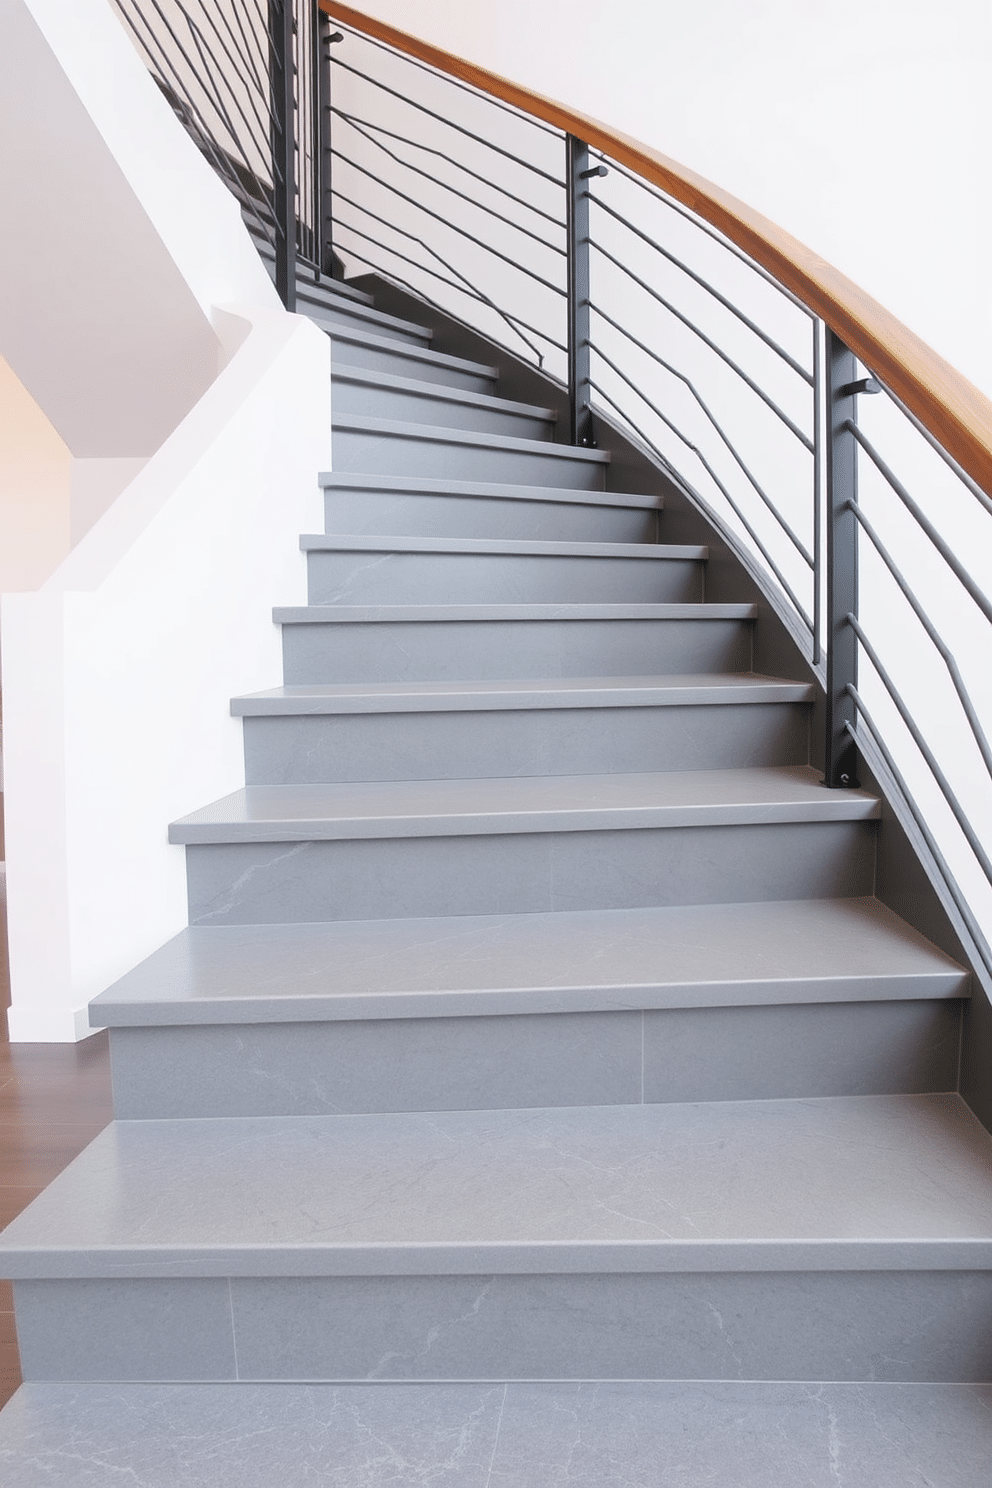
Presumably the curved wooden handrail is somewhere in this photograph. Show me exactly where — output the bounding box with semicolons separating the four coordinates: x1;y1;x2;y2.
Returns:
321;1;992;497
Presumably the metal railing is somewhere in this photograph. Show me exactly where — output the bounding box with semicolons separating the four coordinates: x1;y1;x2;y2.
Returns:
113;2;992;986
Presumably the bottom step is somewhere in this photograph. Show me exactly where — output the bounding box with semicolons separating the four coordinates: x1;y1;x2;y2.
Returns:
0;1380;989;1486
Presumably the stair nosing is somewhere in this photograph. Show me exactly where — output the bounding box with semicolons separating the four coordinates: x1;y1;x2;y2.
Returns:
298;535;705;560
4;1235;990;1280
273;602;758;624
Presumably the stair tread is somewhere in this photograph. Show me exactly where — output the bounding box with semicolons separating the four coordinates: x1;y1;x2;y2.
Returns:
299;534;706;559
330;325;498;376
320;471;664;510
293;277;376;308
2;1094;991;1276
3;1379;989;1487
335;413;611;460
330;365;554;421
305;301;434;342
231;672;815;714
168;766;879;844
274;601;758;623
90;898;967;1027
245;232;376;305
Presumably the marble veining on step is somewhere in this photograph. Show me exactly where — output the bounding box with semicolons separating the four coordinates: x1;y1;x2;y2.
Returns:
2;1095;992;1276
0;1381;989;1487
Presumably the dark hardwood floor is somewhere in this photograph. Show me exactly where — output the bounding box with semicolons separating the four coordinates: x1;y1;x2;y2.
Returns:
0;859;114;1409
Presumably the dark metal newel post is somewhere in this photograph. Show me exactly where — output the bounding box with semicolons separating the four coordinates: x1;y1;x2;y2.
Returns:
566;135;594;447
269;0;297;311
318;15;343;278
824;329;860;787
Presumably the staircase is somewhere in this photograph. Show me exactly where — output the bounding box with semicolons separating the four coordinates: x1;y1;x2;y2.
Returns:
1;264;990;1484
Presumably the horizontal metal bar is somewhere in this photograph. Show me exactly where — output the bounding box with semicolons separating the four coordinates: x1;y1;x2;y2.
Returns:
850;502;992;780
591;304;813;564
587;360;813;629
875;381;992;521
848;707;992;985
122;1;275;177
329;107;567;230
592;239;813;451
589;378;815;643
848;423;992;624
333;207;553;362
223;2;269;95
334;237;560;367
145;0;271;171
119;10;276;244
592;194;814;382
194;3;272;150
600;153;816;319
848;615;992;887
335;111;566;255
340;22;563;137
331;57;564;185
332;196;566;353
332;148;567;297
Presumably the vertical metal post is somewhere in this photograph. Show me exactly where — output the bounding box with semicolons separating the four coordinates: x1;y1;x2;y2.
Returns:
824;329;860;787
269;0;296;311
812;318;823;668
566;135;594;447
317;15;342;278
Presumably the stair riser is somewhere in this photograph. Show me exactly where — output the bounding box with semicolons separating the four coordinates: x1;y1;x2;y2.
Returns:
282;617;752;685
310;304;431;347
15;1270;992;1383
331;379;553;440
305;551;703;606
183;821;875;926
324;490;660;542
334;428;607;489
331;340;495;392
109;999;961;1119
242;703;810;784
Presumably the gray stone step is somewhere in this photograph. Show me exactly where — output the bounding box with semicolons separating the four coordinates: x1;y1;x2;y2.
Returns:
331;327;498;391
171;767;879;844
2;1379;988;1487
293;276;375;310
331;367;554;440
305;299;434;347
275;602;758;684
92;898;968;1119
333;415;610;487
248;232;376;307
321;473;664;542
3;1096;991;1382
169;767;878;925
301;534;706;605
234;673;811;783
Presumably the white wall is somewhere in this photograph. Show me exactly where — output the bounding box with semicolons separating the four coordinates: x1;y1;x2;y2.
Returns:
0;0;331;1040
0;357;72;593
346;0;992;399
3;310;329;1042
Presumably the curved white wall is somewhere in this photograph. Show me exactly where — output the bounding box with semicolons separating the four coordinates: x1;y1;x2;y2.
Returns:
346;0;992;398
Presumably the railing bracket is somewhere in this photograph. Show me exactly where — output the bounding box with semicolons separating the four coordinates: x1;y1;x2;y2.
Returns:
839;377;881;397
580;164;609;179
